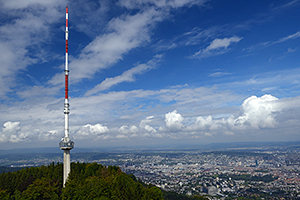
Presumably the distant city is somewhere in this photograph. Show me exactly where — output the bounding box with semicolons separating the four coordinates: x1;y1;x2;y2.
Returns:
1;141;300;199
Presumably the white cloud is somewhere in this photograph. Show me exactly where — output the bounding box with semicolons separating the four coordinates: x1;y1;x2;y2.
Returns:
0;0;65;9
245;31;300;53
16;86;59;99
70;1;110;37
118;0;207;9
261;87;277;92
193;36;243;59
85;54;163;95
164;110;184;131
195;116;213;129
287;47;297;53
0;1;299;148
209;71;231;77
38;130;60;142
231;94;280;129
275;31;300;44
140;116;157;133
0;1;65;98
76;124;109;138
49;8;164;86
116;134;127;139
0;121;28;143
144;125;157;133
208;37;241;50
1;89;300;145
186;115;225;133
118;125;139;134
185;94;299;137
86;123;109;134
47;0;208;87
2;121;20;133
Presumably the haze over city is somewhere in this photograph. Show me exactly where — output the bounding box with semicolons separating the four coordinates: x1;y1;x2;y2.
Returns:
0;0;300;149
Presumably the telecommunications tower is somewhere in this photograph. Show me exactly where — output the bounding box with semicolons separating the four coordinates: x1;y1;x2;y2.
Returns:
59;5;74;187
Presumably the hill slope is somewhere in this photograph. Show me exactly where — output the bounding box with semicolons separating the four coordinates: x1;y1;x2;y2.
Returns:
0;162;208;200
0;162;164;199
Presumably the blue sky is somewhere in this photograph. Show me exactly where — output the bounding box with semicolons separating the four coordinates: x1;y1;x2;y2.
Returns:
0;0;300;149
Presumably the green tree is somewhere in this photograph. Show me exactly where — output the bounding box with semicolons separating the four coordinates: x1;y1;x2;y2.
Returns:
0;162;165;200
112;173;138;200
143;186;164;200
0;189;10;200
21;178;60;200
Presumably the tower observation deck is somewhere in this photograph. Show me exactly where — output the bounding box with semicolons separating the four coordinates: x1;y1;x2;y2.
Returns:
59;138;74;150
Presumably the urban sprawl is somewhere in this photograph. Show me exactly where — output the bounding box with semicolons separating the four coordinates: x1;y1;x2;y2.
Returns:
5;147;300;199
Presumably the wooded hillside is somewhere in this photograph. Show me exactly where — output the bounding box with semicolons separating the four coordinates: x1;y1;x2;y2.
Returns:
0;162;208;200
0;162;164;199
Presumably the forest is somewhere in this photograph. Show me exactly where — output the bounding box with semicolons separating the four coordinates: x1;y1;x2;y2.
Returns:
0;162;207;200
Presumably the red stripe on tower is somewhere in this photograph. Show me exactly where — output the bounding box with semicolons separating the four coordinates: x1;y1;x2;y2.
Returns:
66;6;68;27
66;40;68;53
65;75;68;99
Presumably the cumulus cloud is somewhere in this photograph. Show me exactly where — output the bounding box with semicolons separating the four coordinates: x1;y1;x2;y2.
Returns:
2;121;20;132
83;124;109;134
230;94;280;129
185;94;290;137
144;125;157;133
164;110;184;131
186;115;226;136
193;36;243;59
194;116;212;129
118;125;139;134
75;123;109;139
0;121;27;143
140;116;157;133
1;91;300;145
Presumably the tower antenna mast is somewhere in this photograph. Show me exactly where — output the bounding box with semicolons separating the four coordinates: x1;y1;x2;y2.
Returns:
59;5;74;187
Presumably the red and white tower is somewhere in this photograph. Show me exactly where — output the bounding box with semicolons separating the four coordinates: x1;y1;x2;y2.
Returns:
59;5;74;187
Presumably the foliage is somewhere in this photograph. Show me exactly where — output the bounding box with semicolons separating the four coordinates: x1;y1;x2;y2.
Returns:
0;162;164;200
218;173;277;183
22;178;60;200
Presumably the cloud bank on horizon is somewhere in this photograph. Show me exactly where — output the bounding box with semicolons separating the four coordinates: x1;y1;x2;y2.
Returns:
0;0;300;149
